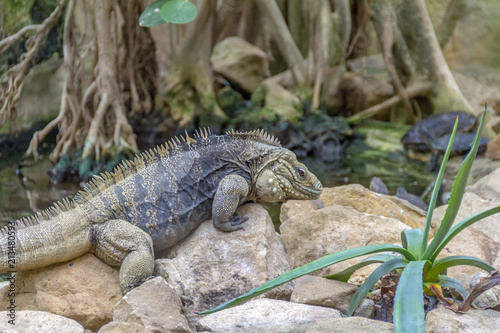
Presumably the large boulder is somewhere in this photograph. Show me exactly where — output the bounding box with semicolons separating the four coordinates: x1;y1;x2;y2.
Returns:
280;203;410;284
426;305;500;333
466;166;500;200
196;298;392;333
0;253;121;330
211;36;269;93
154;203;293;314
0;310;85;333
318;184;429;232
113;277;192;333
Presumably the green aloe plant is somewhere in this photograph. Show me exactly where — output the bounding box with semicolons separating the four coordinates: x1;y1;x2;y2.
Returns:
200;108;500;333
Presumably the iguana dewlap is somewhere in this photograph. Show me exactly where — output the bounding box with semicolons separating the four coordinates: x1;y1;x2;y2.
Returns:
0;129;322;293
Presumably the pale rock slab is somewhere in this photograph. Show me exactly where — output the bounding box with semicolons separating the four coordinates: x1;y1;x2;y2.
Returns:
197;298;392;333
0;310;84;333
113;277;191;333
0;253;121;330
280;204;410;285
154;203;293;313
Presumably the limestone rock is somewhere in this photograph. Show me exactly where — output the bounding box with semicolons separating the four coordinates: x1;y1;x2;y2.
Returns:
280;204;410;284
320;185;429;232
154;203;293;314
486;134;500;160
280;199;324;223
113;277;191;333
98;321;152;333
466;166;500;200
426;305;500;333
211;37;269;93
0;310;84;333
0;253;121;330
197;298;392;333
290;275;358;314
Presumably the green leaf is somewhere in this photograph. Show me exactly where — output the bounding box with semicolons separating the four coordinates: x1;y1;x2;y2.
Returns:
199;244;414;315
139;0;169;27
420;117;459;255
425;256;494;282
324;254;402;282
393;261;428;333
437;275;468;298
402;229;424;258
160;0;197;24
347;258;407;316
423;109;488;261
430;205;500;261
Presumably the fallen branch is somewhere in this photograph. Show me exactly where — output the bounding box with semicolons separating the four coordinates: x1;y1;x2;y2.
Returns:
347;81;433;124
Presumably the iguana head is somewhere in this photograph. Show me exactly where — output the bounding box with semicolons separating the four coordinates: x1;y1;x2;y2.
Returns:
255;150;323;202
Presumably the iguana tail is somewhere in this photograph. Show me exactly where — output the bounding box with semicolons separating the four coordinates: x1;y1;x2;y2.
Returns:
0;205;92;272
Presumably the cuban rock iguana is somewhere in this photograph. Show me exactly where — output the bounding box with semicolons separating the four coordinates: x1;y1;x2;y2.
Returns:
0;129;323;293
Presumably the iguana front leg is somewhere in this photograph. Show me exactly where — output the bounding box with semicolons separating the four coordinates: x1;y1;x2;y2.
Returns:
213;174;250;231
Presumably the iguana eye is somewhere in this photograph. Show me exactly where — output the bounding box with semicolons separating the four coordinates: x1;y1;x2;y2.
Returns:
295;167;306;179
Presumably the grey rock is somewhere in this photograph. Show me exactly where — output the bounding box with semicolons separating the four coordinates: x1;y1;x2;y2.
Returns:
290;275;358;314
280;203;409;284
0;310;84;333
426;305;500;332
155;203;293;314
113;277;191;333
197;298;392;333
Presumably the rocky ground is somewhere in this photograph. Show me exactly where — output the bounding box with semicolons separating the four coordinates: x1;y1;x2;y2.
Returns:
1;166;500;332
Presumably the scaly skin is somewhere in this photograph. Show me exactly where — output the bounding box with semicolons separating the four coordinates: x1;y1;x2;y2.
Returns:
0;129;323;293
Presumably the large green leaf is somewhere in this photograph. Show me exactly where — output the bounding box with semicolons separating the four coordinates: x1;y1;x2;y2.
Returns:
425;256;494;282
402;228;424;258
423;110;487;260
419;118;459;255
347;258;407;316
430;205;500;261
199;244;414;315
437;275;468;299
160;0;197;24
393;260;429;333
139;0;169;27
324;253;402;282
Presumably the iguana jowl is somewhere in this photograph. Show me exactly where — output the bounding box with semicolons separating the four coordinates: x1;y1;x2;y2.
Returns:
0;129;322;293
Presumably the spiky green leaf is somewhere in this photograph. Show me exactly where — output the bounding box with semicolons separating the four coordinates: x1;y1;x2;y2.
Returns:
430;205;500;261
200;244;414;315
402;228;424;258
420;117;459;254
347;258;407;316
324;253;402;282
437;275;468;299
423;110;487;260
393;260;429;333
425;256;494;282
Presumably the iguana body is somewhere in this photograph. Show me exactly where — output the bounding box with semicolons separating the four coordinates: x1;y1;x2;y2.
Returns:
0;129;322;293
